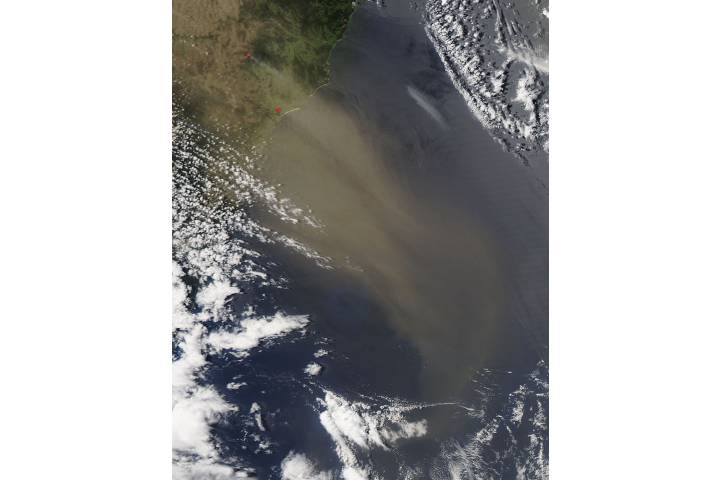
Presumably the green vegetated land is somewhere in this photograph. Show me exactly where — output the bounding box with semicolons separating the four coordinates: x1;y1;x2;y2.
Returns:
173;0;355;145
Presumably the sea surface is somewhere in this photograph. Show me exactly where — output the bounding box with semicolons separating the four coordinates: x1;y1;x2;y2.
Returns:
172;0;549;479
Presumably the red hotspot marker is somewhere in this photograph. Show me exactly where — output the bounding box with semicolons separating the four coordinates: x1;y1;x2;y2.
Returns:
275;106;282;114
244;52;252;59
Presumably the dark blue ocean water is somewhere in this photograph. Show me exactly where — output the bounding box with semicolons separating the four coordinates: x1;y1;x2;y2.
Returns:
173;0;548;478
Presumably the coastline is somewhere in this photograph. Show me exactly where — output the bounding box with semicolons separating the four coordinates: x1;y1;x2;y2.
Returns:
172;0;357;147
172;0;549;477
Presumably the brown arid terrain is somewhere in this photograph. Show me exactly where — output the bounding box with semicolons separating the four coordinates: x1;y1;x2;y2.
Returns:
173;0;354;145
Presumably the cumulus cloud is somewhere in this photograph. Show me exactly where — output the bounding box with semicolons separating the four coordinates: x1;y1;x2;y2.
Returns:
321;392;428;451
304;362;323;376
173;386;236;458
318;391;430;480
340;467;369;480
380;419;428;444
249;402;266;432
321;393;378;450
497;46;548;74
319;409;366;480
172;114;325;479
171;310;309;474
173;262;195;330
172;274;309;476
514;69;539;114
173;459;255;480
173;324;207;394
280;452;332;480
172;307;310;477
206;313;309;356
425;0;549;156
196;279;240;320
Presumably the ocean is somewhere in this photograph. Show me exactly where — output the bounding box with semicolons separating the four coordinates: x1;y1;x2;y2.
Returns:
172;0;549;478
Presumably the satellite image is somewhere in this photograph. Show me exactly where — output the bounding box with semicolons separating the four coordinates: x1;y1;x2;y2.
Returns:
172;0;549;478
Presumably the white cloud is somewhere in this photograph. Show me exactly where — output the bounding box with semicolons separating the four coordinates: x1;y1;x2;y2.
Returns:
498;46;549;74
380;419;428;444
173;459;255;480
515;69;539;114
172;115;326;478
341;467;369;480
249;402;266;432
407;85;448;129
305;362;323;376
196;279;240;320
173;262;195;330
280;452;332;480
173;324;207;394
173;386;236;458
206;313;309;356
319;405;366;480
321;392;428;451
424;0;549;155
318;391;430;480
321;393;375;450
171;308;310;476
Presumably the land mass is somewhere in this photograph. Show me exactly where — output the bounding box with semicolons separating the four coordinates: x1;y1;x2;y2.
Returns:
173;0;355;145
